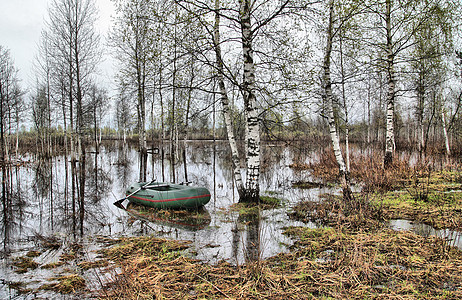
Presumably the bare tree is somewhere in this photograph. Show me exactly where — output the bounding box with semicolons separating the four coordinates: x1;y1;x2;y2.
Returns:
116;84;135;142
43;0;101;235
110;0;155;181
0;46;23;164
88;83;108;153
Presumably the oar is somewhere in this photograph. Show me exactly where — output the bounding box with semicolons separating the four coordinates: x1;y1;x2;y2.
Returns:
113;180;156;209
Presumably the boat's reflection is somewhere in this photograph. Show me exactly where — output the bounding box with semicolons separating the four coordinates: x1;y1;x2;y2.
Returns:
125;202;211;231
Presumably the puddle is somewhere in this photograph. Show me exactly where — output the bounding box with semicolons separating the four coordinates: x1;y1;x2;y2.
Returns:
390;219;462;250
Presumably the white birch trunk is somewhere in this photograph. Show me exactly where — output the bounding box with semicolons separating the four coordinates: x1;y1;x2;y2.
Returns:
384;0;395;167
240;0;260;202
420;121;425;153
441;108;451;156
214;0;245;198
339;33;350;173
322;0;350;200
345;128;350;172
417;74;425;153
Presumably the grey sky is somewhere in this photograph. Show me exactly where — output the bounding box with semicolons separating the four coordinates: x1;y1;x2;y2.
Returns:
0;0;115;89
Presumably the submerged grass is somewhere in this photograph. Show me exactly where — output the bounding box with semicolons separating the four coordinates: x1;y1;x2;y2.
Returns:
40;274;86;294
13;256;39;274
372;189;462;230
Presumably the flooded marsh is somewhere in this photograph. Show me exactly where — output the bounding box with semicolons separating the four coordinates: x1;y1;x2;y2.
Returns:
1;141;462;299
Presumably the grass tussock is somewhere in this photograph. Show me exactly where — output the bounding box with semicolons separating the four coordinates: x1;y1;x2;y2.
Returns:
291;193;386;231
25;250;42;258
77;259;109;270
40;274;86;294
259;195;283;207
13;256;39;274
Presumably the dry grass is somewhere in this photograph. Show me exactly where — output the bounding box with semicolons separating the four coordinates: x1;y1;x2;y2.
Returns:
12;256;39;274
96;229;462;299
305;148;415;192
277;226;462;299
291;193;386;231
40;274;86;294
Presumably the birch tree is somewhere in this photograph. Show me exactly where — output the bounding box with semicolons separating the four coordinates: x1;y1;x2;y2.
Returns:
413;0;456;155
364;0;454;166
213;0;245;198
238;0;262;202
177;0;304;202
320;0;355;200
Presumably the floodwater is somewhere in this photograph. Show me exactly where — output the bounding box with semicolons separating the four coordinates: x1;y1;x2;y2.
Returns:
0;140;326;298
1;140;460;299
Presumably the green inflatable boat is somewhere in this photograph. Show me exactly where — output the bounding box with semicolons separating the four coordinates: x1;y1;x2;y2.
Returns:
125;182;211;209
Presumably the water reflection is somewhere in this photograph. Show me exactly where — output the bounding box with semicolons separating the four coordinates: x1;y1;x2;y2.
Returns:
232;212;261;263
0;141;329;297
126;203;211;231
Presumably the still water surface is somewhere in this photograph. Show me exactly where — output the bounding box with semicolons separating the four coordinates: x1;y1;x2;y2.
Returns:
0;141;326;298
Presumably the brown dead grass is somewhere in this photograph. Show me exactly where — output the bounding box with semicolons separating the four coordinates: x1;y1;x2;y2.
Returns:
306;148;414;192
97;230;462;299
304;147;461;194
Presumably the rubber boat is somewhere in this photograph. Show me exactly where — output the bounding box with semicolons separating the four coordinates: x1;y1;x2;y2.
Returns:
125;182;211;209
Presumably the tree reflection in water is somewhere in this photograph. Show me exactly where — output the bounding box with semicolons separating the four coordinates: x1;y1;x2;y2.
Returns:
1;141;327;296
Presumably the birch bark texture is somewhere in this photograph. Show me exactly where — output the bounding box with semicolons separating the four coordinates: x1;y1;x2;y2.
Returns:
441;107;451;156
321;0;351;200
383;0;395;167
239;0;261;202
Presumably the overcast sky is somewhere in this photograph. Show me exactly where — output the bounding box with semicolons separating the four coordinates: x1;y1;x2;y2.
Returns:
0;0;115;91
